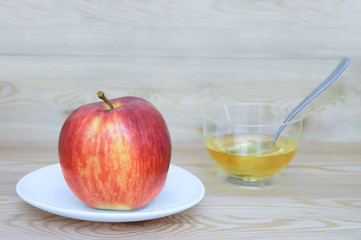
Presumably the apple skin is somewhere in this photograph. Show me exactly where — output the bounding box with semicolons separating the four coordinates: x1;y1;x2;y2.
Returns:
58;96;171;210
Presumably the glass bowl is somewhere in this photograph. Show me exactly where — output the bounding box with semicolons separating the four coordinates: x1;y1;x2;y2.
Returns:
201;103;304;189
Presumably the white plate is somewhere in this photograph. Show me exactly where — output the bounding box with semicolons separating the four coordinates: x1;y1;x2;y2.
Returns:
16;163;205;222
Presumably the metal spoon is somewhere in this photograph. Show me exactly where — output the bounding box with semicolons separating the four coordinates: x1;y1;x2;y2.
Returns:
242;57;350;155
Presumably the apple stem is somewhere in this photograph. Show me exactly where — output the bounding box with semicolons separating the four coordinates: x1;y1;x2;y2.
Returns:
97;91;114;109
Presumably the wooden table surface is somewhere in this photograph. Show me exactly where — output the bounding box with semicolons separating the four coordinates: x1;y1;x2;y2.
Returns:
1;0;361;239
1;140;361;239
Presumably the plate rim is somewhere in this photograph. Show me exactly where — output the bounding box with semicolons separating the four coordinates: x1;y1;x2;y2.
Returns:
16;163;205;222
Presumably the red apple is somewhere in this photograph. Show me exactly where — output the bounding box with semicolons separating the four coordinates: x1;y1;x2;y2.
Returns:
58;91;172;210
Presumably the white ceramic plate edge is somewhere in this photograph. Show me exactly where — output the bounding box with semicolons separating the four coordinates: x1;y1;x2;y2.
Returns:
16;163;205;222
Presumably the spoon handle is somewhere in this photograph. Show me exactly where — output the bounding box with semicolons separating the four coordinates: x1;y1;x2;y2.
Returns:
273;57;350;143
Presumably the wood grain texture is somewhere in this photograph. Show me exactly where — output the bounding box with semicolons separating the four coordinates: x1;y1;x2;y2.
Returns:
0;56;360;142
0;0;360;58
1;0;361;239
1;141;361;239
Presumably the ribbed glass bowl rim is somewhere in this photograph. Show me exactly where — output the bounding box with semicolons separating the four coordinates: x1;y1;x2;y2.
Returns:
201;102;305;127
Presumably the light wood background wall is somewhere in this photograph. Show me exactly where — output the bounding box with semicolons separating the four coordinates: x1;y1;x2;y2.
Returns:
0;0;360;144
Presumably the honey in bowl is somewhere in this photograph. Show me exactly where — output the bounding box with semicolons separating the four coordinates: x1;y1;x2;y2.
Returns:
205;134;298;179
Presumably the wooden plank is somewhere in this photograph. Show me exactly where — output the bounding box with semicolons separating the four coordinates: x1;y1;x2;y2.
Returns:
1;141;361;239
1;56;360;142
0;0;360;57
